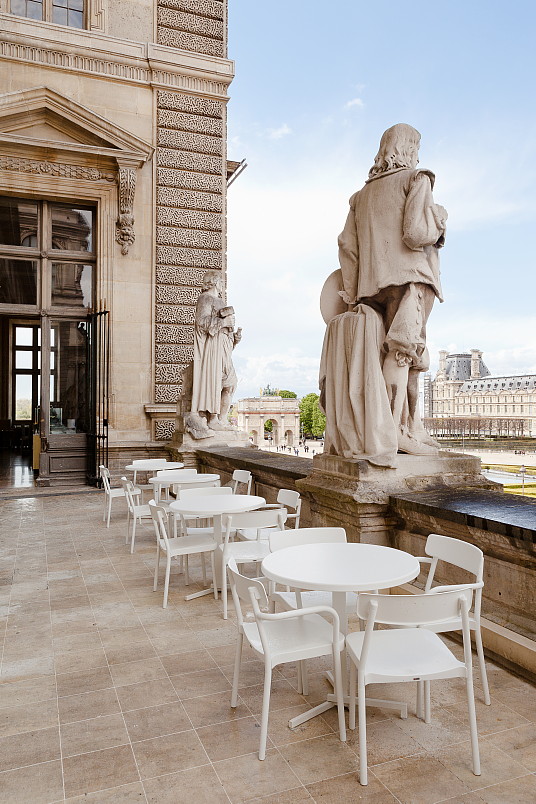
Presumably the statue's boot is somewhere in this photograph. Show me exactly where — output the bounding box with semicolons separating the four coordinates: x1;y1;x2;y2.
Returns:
207;416;229;431
397;433;438;456
409;426;442;449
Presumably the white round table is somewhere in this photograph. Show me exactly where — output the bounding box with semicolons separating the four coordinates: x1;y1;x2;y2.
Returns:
262;542;420;727
148;472;220;501
170;494;266;599
125;461;183;485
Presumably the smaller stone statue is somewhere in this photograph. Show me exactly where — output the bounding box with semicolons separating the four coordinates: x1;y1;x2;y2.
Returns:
184;270;242;439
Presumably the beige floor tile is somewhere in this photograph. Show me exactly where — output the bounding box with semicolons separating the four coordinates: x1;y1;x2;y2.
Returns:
56;665;114;697
109;657;167;687
395;706;477;750
306;771;399;803
123;700;191;742
60;713;129;757
267;705;334;747
143;764;230;803
149;631;204;656
64;781;146;802
104;640;158;666
208;641;257;666
432;739;529;790
170;667;232;699
278;733;357;785
372;753;472;804
98;625;151;650
445;696;531;735
52;631;102;655
132;728;209;779
214;749;302;803
0;654;55;683
485;723;536;770
0;759;64;804
197;714;266;761
239;679;308;716
246;788;314;804
0;698;58;739
0;725;60;772
182;689;252;728
63;744;140;798
474;773;536;803
115;677;178;712
54;646;109;674
345;718;423;765
0;675;56;708
492;683;536;722
58;688;121;724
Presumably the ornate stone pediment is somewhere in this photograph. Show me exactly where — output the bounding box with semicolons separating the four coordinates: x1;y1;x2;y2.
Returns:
0;86;153;254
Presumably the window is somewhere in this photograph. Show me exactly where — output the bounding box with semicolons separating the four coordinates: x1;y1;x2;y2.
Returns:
10;0;85;28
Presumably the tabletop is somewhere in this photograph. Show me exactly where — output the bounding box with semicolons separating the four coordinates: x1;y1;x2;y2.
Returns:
262;542;420;592
125;461;183;472
170;494;265;517
149;472;220;484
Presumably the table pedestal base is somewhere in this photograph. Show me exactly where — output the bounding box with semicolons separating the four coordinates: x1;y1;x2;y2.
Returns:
288;694;408;729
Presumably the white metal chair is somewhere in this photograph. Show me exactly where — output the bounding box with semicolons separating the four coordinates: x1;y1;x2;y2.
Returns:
346;588;481;785
219;508;287;619
121;477;169;553
237;489;301;542
224;469;252;494
130;458;169;488
149;501;218;608
268;527;356;615
100;465;139;528
227;559;347;760
173;485;232;537
415;533;490;705
153;467;197;501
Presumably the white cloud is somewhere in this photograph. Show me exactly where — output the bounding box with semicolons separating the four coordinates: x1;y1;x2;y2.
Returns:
267;123;292;140
345;97;364;109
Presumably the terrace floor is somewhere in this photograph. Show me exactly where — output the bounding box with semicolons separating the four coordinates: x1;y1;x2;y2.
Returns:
0;491;535;804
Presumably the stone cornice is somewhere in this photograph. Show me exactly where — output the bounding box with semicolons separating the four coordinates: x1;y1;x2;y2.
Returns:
0;14;234;99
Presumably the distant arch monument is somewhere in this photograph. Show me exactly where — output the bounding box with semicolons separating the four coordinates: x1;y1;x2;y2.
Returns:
237;389;300;446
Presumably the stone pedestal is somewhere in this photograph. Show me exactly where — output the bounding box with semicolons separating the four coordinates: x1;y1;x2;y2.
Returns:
168;427;253;467
296;450;498;546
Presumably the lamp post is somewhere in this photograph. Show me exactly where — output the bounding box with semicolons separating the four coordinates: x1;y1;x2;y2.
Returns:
520;464;525;495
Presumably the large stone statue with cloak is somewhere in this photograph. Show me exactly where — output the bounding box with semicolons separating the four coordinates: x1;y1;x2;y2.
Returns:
319;124;448;467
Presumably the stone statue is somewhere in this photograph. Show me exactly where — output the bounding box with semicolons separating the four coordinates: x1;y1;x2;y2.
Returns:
319;124;447;466
185;270;241;439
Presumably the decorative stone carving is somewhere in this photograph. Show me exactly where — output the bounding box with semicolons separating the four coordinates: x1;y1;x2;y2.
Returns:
156;304;196;325
157;28;224;58
320;124;448;467
156;384;183;403
157;187;223;212
157;208;222;231
156;324;194;344
156;285;201;305
157;8;224;39
115;165;137;255
158;148;222;174
0;156;115;182
156;265;207;285
159;0;224;20
157;168;223;193
157;129;223;155
156;364;188;383
157;109;223;136
156;344;194;363
157;226;222;249
155;419;176;441
156;246;222;268
158;90;223;117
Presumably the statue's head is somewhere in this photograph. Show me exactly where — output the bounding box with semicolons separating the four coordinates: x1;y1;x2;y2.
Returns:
201;270;223;293
368;124;421;179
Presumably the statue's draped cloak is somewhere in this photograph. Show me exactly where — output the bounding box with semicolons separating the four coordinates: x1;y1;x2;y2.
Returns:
191;293;236;416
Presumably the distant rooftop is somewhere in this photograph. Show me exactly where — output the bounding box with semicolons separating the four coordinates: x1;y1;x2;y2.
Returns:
444;353;491;381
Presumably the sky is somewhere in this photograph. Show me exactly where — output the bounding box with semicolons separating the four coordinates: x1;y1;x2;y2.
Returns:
225;0;536;400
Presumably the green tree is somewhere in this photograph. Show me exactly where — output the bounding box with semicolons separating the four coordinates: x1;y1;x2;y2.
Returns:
311;398;326;437
299;392;318;436
279;390;297;398
264;419;273;433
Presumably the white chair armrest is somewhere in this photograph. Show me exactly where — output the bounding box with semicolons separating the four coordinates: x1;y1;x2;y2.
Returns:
416;556;433;564
428;581;483;594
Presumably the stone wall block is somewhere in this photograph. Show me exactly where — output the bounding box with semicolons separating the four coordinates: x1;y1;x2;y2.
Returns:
157;109;223;136
157;167;223;193
155;419;177;441
156;245;222;268
158;28;224;57
156;384;183;403
158;90;223;118
156;344;194;363
156;324;194;344
157;207;222;231
156;304;196;324
156;284;200;305
157;225;222;249
157;148;222;175
156;363;188;383
155;265;207;286
159;0;224;22
157;187;223;212
158;8;224;39
157;128;223;155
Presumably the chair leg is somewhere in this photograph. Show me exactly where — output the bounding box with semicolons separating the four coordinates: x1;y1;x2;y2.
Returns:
416;680;424;720
299;661;309;695
465;674;481;775
153;544;161;591
332;647;347;742
102;495;107;522
475;628;491;705
222;555;228;619
348;660;357;731
210;552;218;599
163;555;171;609
201;553;207;586
358;674;368;785
184;555;190;586
296;662;303;694
231;632;243;708
258;663;272;760
424;680;431;723
106;496;112;528
130;517;137;553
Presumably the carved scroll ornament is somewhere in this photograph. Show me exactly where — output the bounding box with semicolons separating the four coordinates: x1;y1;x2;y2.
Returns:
115;165;137;255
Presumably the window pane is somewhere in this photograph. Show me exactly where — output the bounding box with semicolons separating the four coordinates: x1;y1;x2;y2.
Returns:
51;263;92;310
15;375;33;420
52;5;67;24
51;205;93;252
0;197;38;247
71;0;84;9
26;0;43;19
11;0;27;14
55;0;68;6
15;326;33;346
0;259;37;305
16;351;33;369
68;9;83;27
49;320;89;433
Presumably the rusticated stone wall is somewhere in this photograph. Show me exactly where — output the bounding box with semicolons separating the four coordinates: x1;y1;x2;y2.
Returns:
154;0;228;436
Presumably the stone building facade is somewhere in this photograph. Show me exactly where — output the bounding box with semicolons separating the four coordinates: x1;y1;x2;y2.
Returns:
0;0;235;485
425;349;536;437
237;394;301;447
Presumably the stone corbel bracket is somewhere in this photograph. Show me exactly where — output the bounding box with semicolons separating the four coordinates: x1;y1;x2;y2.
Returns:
115;156;143;255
